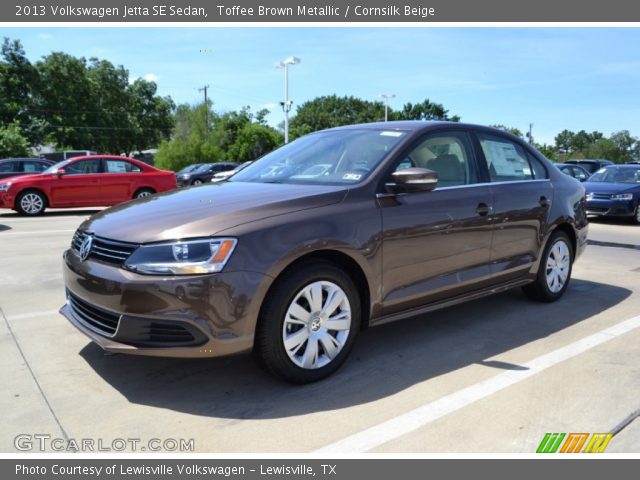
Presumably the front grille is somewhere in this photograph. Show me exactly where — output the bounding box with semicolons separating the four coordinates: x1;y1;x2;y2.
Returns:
67;291;120;337
586;207;608;214
71;230;138;266
591;193;612;200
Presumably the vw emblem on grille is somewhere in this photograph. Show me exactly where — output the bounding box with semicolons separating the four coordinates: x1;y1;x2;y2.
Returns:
79;235;93;261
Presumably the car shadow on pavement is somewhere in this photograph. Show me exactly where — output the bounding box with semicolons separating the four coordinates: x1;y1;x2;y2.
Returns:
79;278;631;420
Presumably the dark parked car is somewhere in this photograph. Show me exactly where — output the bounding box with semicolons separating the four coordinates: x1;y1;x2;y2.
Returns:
60;122;588;383
211;161;253;182
0;158;53;180
555;163;591;182
584;164;640;223
564;159;614;174
176;162;239;186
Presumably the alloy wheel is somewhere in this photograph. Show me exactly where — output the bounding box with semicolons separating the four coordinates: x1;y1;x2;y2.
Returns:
20;193;44;214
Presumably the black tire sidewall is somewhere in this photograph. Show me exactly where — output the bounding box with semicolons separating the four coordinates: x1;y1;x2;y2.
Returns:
257;262;361;383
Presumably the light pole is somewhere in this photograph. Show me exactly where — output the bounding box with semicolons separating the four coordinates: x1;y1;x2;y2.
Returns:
275;56;300;144
379;93;396;122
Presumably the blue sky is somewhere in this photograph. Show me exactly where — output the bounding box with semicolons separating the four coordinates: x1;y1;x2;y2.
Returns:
5;27;640;144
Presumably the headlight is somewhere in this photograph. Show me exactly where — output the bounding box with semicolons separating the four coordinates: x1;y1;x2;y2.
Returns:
0;182;11;192
124;238;237;275
585;192;593;201
610;193;633;201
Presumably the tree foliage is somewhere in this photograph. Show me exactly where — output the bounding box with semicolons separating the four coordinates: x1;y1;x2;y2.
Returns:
0;122;30;158
155;103;282;172
0;37;174;155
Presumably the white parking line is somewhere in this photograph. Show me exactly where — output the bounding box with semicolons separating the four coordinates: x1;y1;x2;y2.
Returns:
315;314;640;453
1;229;74;235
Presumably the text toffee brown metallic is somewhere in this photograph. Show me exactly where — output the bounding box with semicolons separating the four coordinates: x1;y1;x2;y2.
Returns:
61;122;588;383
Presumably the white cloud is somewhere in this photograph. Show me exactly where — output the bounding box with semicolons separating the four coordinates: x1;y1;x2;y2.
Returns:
143;73;159;82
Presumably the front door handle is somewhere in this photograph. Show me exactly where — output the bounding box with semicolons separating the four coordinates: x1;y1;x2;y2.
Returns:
476;203;493;216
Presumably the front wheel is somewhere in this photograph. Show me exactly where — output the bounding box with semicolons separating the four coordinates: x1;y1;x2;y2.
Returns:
633;205;640;225
16;190;46;216
522;231;573;302
192;179;204;186
133;188;155;199
255;261;360;383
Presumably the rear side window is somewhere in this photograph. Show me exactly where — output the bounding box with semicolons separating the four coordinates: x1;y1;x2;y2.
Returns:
23;161;49;173
0;161;19;173
105;160;141;173
479;134;546;181
66;159;102;174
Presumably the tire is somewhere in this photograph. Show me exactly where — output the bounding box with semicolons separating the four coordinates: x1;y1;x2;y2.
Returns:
16;190;46;216
192;179;204;186
522;230;573;303
633;205;640;225
133;188;155;199
255;261;361;383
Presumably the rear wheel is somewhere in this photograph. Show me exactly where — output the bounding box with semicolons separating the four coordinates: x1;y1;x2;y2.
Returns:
192;179;204;186
634;205;640;225
16;190;46;216
255;261;360;383
133;188;155;199
522;230;573;302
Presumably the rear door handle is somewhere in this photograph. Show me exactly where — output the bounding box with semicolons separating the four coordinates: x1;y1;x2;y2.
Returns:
476;203;493;216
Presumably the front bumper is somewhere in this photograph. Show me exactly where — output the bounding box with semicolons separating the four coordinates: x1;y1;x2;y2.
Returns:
586;199;636;217
0;192;14;209
61;249;270;358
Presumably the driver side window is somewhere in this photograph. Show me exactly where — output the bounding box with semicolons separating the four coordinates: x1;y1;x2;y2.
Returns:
394;132;477;187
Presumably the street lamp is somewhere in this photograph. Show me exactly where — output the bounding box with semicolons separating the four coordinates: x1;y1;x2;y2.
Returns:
379;93;396;122
275;56;301;144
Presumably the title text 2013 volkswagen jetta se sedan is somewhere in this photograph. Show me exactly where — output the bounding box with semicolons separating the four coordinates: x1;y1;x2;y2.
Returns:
61;122;588;383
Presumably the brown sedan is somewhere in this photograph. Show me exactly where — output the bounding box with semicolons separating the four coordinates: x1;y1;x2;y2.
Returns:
61;122;588;383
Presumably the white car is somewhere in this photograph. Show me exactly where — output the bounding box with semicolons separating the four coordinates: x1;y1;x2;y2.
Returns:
211;161;253;182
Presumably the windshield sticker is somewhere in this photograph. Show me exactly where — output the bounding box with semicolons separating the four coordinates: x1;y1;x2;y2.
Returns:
380;131;403;137
343;173;362;181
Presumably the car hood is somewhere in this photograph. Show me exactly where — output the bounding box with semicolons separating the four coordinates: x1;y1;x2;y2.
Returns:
584;182;639;194
0;173;46;184
80;182;348;243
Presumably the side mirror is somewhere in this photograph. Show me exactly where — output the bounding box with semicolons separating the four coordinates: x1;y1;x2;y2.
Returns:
386;167;438;194
54;168;66;177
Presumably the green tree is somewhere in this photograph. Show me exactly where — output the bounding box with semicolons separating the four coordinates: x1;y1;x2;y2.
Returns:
554;129;575;156
393;98;460;122
226;122;283;162
585;138;619;162
534;143;558;161
490;125;524;138
570;130;591;155
609;130;637;163
290;95;385;137
0;122;30;157
0;38;44;145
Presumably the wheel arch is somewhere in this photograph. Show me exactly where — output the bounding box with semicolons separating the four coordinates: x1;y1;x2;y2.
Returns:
14;187;50;210
258;249;372;332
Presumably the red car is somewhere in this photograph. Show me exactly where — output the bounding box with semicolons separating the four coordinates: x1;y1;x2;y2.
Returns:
0;155;176;215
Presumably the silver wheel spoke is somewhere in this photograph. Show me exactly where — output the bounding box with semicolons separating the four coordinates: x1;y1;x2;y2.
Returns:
302;337;319;368
282;280;352;370
319;334;340;360
284;328;309;354
545;239;570;293
322;285;345;317
324;311;351;331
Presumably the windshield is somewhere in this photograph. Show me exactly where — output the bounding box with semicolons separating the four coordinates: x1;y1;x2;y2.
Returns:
177;164;203;174
193;163;214;173
230;129;407;185
589;166;640;184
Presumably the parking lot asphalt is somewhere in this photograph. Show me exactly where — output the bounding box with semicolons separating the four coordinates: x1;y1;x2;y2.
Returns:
1;208;638;453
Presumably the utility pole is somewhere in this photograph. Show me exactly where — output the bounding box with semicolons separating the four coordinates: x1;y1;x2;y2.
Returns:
528;123;534;145
199;85;210;131
275;57;301;144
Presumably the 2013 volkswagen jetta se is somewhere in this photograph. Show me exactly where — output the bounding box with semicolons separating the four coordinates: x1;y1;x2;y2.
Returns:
61;122;588;383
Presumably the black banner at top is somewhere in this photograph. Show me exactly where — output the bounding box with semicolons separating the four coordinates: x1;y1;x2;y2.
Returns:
4;0;640;22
